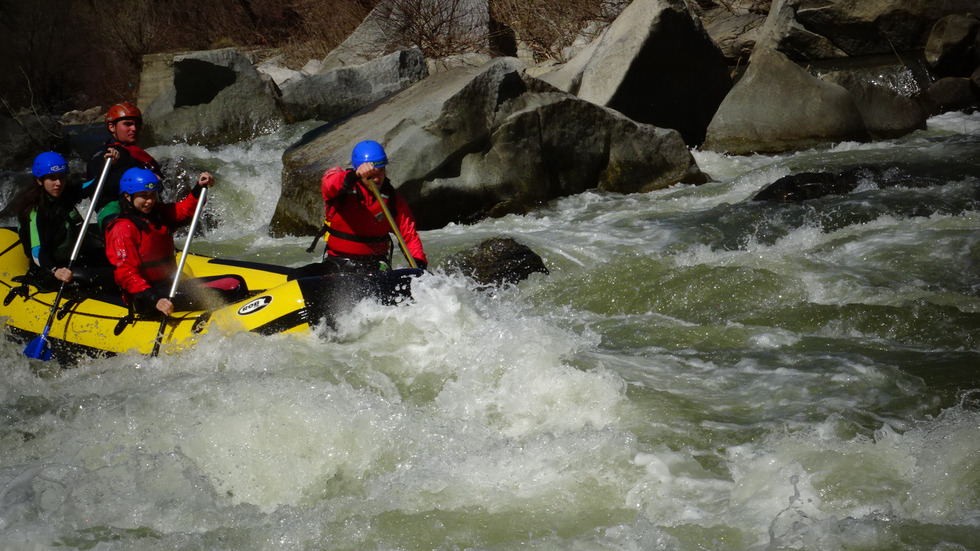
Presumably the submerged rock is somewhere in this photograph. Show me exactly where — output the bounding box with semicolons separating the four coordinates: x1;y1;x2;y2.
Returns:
751;163;954;202
442;237;548;286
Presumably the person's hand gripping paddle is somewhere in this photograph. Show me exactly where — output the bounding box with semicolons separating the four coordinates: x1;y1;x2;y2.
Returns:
151;185;208;357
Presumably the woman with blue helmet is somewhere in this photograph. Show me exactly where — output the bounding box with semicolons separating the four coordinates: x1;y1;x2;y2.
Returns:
315;140;427;273
104;167;242;316
9;152;113;291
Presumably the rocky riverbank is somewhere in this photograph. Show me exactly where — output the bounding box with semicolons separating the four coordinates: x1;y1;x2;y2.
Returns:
3;0;978;235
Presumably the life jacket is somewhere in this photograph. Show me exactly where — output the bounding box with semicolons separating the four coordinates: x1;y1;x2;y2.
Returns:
22;195;81;268
105;209;177;287
321;168;396;259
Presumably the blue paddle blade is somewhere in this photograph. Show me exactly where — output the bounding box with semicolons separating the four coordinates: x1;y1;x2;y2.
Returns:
23;335;53;361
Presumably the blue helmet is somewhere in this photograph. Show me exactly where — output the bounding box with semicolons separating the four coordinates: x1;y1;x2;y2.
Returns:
32;152;68;178
120;168;162;195
351;140;388;168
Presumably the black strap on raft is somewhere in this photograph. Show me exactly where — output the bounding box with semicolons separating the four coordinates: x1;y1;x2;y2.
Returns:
306;224;328;254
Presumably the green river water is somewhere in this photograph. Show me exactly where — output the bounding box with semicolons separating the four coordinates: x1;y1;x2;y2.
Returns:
1;112;978;550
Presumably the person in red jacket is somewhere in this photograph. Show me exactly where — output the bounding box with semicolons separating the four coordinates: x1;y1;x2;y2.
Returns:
316;140;427;273
104;168;243;316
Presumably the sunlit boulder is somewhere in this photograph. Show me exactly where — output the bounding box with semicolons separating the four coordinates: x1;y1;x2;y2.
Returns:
270;57;704;236
275;48;429;123
703;47;868;154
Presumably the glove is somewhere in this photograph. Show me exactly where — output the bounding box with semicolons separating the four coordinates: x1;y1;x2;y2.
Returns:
342;170;360;194
413;258;427;271
132;287;167;314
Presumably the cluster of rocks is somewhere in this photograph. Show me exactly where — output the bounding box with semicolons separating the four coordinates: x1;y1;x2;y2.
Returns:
4;1;979;261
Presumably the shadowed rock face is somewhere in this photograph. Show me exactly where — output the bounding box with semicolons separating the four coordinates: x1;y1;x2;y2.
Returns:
544;0;732;147
141;49;283;146
442;237;548;286
602;6;732;146
173;59;238;107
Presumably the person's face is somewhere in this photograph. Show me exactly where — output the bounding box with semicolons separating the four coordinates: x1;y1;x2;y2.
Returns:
366;166;385;186
109;119;141;145
127;190;158;214
38;173;68;198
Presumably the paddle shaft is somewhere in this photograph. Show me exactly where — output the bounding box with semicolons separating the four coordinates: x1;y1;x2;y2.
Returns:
152;187;207;356
26;157;113;359
363;179;417;269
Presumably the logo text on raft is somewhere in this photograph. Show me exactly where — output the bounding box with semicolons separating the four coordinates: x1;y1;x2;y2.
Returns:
238;296;273;316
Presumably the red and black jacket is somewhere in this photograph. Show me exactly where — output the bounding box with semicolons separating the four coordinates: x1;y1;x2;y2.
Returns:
104;191;201;300
320;167;426;266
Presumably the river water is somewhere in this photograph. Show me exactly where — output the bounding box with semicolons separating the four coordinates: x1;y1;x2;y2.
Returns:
1;113;978;550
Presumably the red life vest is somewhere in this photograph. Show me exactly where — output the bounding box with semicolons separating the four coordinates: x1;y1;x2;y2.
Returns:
105;212;177;289
120;143;160;172
322;168;394;259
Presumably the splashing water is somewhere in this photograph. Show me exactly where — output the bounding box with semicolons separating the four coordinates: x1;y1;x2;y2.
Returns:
1;114;978;550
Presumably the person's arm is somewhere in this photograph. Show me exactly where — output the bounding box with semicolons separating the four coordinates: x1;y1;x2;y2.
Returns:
25;209;76;279
156;173;214;226
393;193;427;269
322;167;358;203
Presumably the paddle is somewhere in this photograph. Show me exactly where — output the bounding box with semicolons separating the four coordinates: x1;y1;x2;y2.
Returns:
24;157;113;361
151;186;207;357
363;179;417;269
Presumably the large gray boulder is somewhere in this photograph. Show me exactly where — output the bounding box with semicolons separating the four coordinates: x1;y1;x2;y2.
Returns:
140;49;284;146
821;71;927;139
541;0;732;146
277;48;429;123
270;58;703;236
703;48;868;154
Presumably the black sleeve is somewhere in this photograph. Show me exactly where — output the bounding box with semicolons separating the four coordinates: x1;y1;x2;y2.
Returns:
132;287;169;314
86;147;111;181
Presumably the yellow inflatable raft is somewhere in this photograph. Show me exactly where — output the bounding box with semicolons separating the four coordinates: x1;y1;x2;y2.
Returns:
0;227;417;362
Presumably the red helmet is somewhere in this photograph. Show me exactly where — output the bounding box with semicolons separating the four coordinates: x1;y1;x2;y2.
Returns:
105;102;142;127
